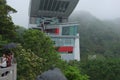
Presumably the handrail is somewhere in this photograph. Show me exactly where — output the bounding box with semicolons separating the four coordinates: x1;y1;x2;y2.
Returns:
0;63;17;80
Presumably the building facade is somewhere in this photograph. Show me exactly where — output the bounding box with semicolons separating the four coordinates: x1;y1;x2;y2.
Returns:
29;0;80;61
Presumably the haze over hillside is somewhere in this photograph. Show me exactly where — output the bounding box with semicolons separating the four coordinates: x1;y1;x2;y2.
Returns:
70;11;120;33
69;11;120;60
70;11;120;24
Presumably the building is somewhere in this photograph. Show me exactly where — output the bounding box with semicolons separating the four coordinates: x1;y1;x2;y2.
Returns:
29;0;80;61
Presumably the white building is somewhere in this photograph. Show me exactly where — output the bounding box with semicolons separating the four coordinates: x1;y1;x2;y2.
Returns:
29;0;80;61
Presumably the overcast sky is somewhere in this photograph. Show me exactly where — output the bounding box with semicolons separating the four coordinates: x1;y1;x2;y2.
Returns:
7;0;120;28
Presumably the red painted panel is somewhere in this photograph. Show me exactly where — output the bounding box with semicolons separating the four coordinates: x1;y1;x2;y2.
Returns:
55;28;59;35
45;28;59;35
58;46;73;53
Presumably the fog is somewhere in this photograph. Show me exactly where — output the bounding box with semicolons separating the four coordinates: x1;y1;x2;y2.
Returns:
7;0;120;28
75;0;120;20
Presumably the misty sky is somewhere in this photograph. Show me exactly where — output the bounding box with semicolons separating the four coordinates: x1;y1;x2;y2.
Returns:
7;0;120;28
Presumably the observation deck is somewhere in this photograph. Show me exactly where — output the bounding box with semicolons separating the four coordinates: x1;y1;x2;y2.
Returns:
29;0;79;18
29;0;80;61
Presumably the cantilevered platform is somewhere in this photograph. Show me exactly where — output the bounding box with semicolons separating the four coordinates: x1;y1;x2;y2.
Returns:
29;0;79;18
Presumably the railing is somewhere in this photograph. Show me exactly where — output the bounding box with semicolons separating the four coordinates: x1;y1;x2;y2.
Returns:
0;63;17;80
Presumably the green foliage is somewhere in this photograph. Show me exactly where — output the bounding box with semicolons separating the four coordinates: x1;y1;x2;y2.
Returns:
15;25;26;43
15;29;89;80
0;35;7;56
64;66;89;80
0;35;7;47
80;59;120;80
0;0;17;40
22;29;61;71
0;35;7;54
13;44;44;80
14;29;89;80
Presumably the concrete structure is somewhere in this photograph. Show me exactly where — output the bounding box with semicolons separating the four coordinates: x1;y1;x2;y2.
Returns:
29;0;80;61
29;0;79;22
0;63;17;80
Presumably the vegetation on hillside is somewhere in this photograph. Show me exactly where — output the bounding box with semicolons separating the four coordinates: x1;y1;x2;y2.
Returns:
69;59;120;80
1;0;120;80
70;11;120;61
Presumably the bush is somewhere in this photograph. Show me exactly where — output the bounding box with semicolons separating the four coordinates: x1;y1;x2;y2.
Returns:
13;44;44;80
64;66;89;80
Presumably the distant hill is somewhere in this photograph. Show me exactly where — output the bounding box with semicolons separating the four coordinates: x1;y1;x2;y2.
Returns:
104;18;120;33
112;18;120;25
69;11;98;22
69;11;120;61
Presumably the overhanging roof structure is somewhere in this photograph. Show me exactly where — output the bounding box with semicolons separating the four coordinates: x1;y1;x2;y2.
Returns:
29;0;79;18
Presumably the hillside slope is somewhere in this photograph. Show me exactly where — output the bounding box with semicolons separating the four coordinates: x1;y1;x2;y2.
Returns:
69;11;120;60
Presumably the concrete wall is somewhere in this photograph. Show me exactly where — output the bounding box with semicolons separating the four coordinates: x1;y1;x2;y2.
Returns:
0;64;17;80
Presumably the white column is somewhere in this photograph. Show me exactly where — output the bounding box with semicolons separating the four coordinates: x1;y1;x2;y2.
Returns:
74;34;80;61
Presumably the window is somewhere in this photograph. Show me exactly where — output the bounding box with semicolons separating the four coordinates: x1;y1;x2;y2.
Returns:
46;28;59;35
52;38;75;46
62;26;78;35
39;0;69;12
39;0;44;10
62;27;70;35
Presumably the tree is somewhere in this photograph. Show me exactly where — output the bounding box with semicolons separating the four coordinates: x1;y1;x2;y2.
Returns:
0;0;17;40
80;59;120;80
22;29;61;71
0;35;7;48
0;35;7;56
13;44;44;80
15;25;26;43
64;66;89;80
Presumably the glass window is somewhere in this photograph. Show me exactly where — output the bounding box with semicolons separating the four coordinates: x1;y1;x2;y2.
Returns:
52;38;75;46
30;17;36;24
39;0;44;10
39;0;69;12
64;38;75;46
62;25;78;36
62;27;70;35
